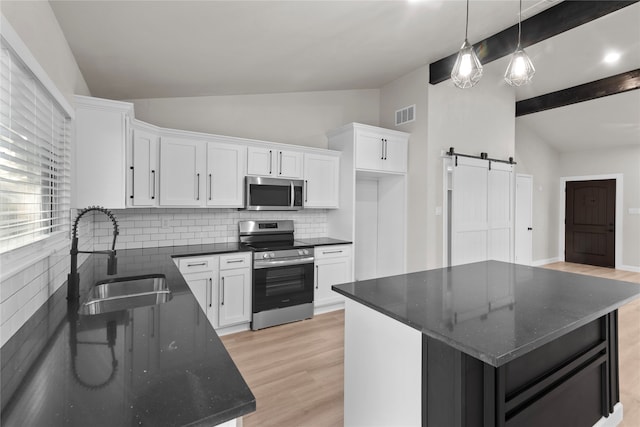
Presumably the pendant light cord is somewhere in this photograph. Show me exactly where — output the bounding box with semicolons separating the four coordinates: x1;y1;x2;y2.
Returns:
465;0;469;39
517;0;522;47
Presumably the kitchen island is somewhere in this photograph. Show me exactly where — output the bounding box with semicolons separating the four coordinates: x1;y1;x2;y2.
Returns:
1;244;255;427
333;261;640;427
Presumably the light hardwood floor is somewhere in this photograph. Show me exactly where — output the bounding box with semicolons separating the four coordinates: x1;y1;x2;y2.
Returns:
221;263;640;427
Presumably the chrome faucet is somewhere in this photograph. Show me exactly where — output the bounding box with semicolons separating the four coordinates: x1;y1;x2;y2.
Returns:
68;206;119;301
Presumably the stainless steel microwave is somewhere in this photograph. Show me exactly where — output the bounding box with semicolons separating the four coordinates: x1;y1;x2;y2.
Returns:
244;176;304;210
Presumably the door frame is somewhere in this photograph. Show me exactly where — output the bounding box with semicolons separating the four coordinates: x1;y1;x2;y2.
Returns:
515;174;533;266
559;174;623;269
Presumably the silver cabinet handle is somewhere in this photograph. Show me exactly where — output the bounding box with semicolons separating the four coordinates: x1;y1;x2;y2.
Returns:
384;139;388;160
187;262;207;267
322;250;343;255
208;173;212;200
208;278;212;307
130;166;134;199
279;151;283;175
315;265;319;289
225;259;244;264
221;277;225;306
151;170;156;200
269;150;273;175
305;180;308;202
196;173;200;200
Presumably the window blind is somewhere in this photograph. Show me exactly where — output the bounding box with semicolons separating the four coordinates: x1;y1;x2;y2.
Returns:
0;38;71;253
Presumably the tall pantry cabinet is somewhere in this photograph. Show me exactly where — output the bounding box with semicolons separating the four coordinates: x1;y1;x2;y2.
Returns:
327;123;408;281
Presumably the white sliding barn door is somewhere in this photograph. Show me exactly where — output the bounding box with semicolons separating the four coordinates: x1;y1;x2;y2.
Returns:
488;163;514;263
450;157;514;266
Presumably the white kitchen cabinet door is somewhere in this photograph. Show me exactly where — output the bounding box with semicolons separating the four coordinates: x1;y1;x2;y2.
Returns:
314;245;352;308
218;268;251;328
247;146;275;176
382;134;408;173
355;131;385;171
276;149;303;179
304;153;339;208
355;129;408;174
247;146;302;179
129;126;159;207
207;142;246;207
74;95;133;209
160;137;206;206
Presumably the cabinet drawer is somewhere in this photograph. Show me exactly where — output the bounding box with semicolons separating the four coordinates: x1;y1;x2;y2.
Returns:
220;252;252;270
178;256;218;274
315;245;352;260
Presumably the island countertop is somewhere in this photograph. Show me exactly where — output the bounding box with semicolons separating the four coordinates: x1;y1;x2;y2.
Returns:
1;244;255;427
332;260;640;367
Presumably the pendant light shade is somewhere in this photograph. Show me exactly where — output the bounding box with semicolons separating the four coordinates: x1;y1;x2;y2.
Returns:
504;47;535;86
451;0;483;89
505;0;535;86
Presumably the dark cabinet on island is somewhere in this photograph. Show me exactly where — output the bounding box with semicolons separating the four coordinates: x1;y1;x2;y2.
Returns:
333;261;640;427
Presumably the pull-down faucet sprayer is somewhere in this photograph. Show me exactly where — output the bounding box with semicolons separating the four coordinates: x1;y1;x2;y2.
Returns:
68;206;119;302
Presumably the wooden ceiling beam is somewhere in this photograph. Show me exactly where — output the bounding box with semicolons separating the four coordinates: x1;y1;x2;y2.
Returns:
429;1;639;85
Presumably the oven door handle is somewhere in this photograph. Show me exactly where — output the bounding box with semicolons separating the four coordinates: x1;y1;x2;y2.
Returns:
254;257;315;269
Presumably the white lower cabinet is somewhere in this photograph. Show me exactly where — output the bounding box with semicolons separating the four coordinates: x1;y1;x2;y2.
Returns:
314;245;352;310
178;253;252;332
219;268;251;328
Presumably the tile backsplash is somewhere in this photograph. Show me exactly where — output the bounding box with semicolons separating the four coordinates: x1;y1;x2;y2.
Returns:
94;208;328;251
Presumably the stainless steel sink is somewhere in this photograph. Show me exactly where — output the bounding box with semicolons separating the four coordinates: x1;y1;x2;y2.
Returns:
79;274;172;315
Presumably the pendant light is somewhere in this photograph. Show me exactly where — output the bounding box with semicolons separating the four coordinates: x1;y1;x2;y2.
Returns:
451;0;483;89
504;0;535;86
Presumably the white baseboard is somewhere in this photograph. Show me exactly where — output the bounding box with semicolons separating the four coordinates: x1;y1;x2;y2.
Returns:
532;257;561;267
216;323;250;336
593;402;623;427
314;301;344;315
620;264;640;273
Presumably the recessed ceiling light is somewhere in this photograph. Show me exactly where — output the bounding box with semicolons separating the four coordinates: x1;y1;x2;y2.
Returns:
603;52;621;64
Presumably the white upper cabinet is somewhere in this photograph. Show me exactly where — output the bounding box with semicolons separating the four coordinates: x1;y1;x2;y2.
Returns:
128;121;159;207
74;95;133;208
304;153;339;208
355;128;408;174
206;140;246;207
247;146;303;179
159;136;206;206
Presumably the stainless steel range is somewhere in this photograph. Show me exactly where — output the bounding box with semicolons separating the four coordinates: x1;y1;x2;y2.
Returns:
239;220;314;330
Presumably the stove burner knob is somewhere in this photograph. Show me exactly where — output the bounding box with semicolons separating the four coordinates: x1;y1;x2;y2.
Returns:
269;252;275;258
298;249;304;256
262;253;270;259
302;249;309;255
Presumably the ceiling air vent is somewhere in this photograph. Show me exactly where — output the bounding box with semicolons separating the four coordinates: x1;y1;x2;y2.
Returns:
395;105;415;126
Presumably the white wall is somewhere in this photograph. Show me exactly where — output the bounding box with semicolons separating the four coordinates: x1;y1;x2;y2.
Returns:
426;64;516;268
559;146;640;269
515;123;561;264
1;1;90;103
1;2;91;346
379;65;429;272
129;89;380;149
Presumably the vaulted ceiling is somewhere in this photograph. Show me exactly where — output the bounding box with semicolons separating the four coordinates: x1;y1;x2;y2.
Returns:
48;0;640;151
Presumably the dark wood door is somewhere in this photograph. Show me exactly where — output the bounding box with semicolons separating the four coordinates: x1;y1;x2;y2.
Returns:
565;179;615;267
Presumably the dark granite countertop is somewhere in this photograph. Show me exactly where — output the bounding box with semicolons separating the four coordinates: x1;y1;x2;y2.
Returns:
333;261;640;367
297;237;352;247
1;244;255;427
